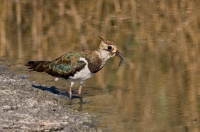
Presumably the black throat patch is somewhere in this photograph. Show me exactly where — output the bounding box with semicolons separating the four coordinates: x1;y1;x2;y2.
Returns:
86;53;102;73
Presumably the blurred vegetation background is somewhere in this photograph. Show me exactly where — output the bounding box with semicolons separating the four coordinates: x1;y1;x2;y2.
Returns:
1;0;200;70
1;0;200;131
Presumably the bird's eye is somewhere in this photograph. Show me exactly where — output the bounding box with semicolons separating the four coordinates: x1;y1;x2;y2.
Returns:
108;46;112;50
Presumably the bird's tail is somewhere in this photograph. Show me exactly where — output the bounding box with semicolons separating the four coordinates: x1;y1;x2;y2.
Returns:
25;61;50;72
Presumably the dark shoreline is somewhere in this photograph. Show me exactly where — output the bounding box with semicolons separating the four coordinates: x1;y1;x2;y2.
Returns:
0;64;101;132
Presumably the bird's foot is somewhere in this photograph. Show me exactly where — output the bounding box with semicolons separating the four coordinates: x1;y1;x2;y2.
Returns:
79;96;83;104
69;98;72;105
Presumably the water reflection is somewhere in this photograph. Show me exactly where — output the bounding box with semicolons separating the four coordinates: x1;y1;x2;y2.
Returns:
1;0;200;132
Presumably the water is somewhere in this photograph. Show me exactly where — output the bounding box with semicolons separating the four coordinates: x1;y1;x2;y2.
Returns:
1;0;200;131
1;55;199;132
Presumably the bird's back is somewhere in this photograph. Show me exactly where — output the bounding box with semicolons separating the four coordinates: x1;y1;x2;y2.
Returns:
26;50;92;79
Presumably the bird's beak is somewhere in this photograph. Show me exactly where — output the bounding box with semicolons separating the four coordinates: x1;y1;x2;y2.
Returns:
115;50;124;66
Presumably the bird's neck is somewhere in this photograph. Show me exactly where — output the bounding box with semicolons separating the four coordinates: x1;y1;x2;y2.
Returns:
97;49;112;62
86;50;111;73
95;49;112;70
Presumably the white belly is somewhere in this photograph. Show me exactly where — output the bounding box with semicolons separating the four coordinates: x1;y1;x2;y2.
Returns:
68;57;94;81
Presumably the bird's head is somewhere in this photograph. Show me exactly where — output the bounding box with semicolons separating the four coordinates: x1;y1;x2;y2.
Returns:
97;34;124;66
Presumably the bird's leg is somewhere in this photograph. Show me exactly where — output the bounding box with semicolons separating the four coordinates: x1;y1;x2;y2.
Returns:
69;82;74;105
69;87;72;104
78;81;84;103
78;86;83;103
78;86;82;95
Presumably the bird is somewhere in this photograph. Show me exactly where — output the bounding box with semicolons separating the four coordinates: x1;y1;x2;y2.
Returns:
25;34;124;104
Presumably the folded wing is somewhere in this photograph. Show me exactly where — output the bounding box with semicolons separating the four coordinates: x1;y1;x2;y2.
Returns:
26;52;88;79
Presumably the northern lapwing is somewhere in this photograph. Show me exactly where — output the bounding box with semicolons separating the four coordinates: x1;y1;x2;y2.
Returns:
25;34;124;104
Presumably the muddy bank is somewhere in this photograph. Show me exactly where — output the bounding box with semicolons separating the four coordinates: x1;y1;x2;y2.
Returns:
0;64;101;132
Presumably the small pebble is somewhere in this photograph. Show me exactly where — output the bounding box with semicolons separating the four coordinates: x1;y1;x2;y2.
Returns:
193;118;197;123
3;105;12;111
55;78;59;81
17;75;29;79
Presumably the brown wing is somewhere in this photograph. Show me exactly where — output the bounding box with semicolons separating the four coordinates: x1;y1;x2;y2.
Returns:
43;52;89;78
26;51;91;79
